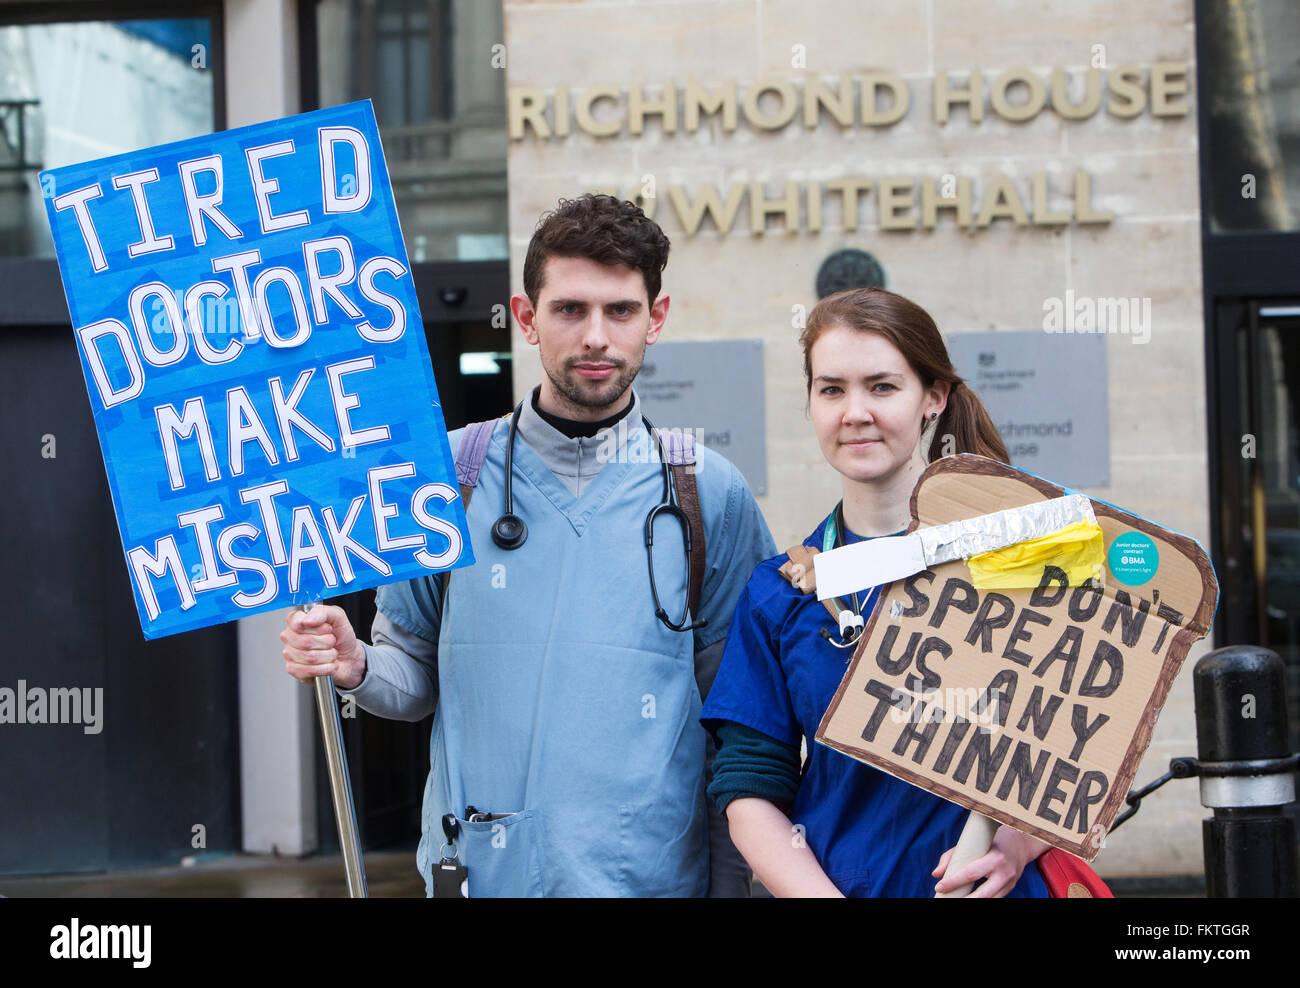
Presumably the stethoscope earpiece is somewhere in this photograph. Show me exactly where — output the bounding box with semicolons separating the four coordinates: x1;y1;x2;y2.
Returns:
492;512;528;550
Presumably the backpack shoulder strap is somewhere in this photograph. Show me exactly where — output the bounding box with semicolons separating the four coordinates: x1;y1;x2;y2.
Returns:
437;417;501;601
453;417;500;507
657;427;707;623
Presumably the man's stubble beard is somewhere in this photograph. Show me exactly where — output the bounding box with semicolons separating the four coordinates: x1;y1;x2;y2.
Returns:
544;348;644;413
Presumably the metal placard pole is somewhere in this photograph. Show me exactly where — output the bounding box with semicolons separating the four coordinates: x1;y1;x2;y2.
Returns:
303;603;368;898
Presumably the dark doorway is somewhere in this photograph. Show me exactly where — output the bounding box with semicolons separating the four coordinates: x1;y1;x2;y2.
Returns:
1211;300;1300;757
1198;0;1300;844
0;3;237;877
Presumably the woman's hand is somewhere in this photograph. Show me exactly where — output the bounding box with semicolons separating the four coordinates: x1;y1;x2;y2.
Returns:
931;824;1050;898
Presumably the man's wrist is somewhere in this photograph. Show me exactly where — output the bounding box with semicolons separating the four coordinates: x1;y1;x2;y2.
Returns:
336;642;368;691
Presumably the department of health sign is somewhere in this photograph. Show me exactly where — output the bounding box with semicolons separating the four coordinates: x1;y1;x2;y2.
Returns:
42;101;473;639
637;340;767;495
947;331;1110;489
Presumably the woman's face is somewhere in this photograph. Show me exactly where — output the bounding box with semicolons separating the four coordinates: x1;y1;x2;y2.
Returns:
808;323;947;486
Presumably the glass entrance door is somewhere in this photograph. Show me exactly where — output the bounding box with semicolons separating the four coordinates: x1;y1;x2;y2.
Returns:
1217;299;1300;755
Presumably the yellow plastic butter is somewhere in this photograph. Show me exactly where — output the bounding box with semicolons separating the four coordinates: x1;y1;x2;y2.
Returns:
966;520;1105;590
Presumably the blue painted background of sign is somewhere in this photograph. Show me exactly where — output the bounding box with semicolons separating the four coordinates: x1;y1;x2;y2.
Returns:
41;101;473;639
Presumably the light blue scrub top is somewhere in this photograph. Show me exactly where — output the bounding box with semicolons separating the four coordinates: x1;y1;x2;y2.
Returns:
376;414;775;896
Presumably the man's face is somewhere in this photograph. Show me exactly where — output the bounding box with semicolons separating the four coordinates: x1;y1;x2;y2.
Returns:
510;256;669;420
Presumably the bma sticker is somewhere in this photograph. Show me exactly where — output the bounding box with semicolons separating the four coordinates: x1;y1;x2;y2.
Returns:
1108;532;1159;586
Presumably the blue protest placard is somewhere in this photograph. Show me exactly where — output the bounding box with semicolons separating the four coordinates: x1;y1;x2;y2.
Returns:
41;100;474;640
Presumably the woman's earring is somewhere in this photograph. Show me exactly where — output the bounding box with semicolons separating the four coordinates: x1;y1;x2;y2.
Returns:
929;411;938;421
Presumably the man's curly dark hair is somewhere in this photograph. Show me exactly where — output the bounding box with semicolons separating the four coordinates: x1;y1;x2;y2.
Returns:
522;194;671;306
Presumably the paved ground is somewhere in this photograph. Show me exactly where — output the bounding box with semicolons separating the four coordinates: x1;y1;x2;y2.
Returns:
1;852;1195;897
0;850;426;898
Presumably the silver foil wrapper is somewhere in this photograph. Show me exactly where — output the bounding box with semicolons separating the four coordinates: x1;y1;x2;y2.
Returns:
917;494;1097;565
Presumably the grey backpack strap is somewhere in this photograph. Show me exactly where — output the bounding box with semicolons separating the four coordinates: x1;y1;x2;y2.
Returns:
454;418;499;505
438;418;500;600
657;426;707;623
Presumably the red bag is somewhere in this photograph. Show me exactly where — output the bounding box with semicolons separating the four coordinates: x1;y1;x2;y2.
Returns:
1037;848;1114;897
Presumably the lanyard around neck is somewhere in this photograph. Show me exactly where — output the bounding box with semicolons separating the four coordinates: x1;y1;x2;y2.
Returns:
821;501;846;554
820;502;860;622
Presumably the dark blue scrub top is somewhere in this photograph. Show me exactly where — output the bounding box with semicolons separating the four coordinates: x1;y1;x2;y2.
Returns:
702;513;1048;898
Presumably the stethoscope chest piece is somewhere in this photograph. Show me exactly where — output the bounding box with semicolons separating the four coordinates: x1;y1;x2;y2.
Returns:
493;403;529;551
492;512;527;550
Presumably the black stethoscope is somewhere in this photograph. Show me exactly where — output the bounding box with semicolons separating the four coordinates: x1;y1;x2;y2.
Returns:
492;401;706;634
818;502;882;649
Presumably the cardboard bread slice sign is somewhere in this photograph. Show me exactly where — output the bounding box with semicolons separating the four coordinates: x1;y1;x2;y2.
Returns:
815;454;1218;860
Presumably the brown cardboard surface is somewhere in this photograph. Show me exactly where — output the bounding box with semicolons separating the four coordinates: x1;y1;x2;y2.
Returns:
815;455;1218;860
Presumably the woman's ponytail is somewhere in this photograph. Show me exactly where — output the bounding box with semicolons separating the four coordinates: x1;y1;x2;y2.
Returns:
931;380;1009;464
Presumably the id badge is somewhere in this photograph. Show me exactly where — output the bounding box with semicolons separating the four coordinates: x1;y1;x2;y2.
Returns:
433;857;468;899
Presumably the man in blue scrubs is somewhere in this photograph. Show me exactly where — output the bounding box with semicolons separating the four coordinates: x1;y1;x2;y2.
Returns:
280;194;775;896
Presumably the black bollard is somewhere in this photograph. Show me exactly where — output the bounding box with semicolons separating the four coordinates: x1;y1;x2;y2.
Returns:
1194;645;1298;897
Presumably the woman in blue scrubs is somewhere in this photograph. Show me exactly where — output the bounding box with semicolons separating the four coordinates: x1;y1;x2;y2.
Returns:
701;287;1050;897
